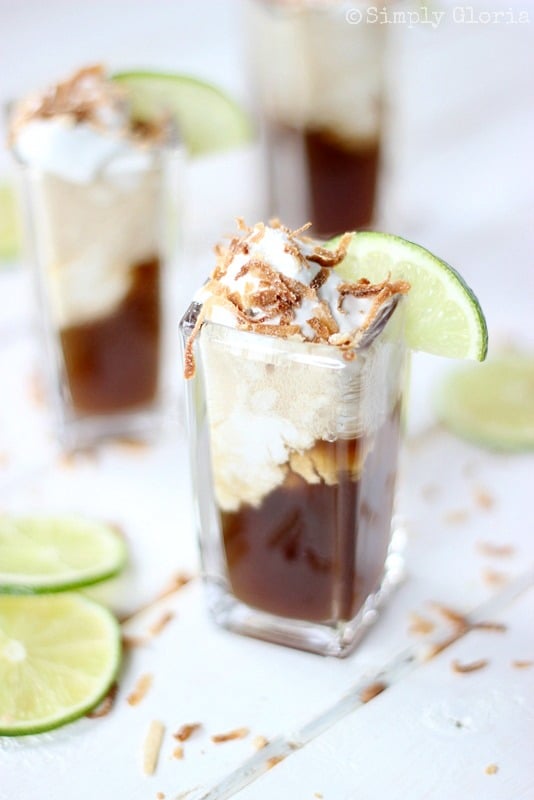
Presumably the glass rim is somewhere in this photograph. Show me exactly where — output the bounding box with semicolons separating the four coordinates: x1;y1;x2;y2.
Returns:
182;293;406;368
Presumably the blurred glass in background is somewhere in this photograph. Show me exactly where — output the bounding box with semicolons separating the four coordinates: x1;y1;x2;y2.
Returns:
7;66;184;449
246;0;387;236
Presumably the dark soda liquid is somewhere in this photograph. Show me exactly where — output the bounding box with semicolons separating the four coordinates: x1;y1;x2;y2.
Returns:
59;256;161;415
305;130;380;236
267;123;381;237
220;409;400;623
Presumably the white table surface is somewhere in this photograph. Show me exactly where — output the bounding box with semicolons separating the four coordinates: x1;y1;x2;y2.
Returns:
1;2;533;799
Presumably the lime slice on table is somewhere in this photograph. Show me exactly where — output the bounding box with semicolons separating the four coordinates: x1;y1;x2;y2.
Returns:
0;181;21;262
328;231;488;361
112;71;253;157
0;516;127;594
435;354;534;451
0;593;121;735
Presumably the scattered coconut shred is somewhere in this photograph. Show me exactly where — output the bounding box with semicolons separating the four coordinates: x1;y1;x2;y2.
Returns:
211;727;250;744
451;658;489;674
142;720;165;775
127;673;153;706
173;722;202;742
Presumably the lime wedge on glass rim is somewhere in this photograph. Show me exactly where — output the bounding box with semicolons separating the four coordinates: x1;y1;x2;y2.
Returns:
0;593;121;735
435;355;534;451
0;516;127;594
327;231;488;361
112;71;253;156
0;181;21;262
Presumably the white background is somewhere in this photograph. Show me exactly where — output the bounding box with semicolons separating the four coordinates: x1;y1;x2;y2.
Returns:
0;2;533;799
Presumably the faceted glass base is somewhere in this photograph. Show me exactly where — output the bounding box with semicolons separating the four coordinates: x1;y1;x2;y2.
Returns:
55;403;170;451
204;523;406;658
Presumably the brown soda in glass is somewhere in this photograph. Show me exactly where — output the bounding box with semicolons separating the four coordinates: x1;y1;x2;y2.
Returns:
59;256;161;415
267;123;381;238
220;407;400;623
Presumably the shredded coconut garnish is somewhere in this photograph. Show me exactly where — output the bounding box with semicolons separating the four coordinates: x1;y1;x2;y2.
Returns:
183;220;409;378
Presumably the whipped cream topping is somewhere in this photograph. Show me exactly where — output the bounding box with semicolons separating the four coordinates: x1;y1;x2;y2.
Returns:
9;65;164;183
185;220;408;378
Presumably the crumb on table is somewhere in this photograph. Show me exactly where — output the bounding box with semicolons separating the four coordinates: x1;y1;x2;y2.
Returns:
451;658;489;674
211;727;249;743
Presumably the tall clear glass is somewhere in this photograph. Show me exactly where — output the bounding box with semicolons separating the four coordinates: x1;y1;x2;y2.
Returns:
181;298;407;656
246;0;388;237
12;139;183;449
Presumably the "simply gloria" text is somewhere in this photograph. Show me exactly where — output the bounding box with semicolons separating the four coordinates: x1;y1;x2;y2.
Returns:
345;6;531;29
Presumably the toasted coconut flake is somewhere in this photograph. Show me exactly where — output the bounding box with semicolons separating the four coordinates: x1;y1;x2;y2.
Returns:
431;603;469;629
122;634;147;649
477;542;515;558
234;262;250;280
451;658;489;674
148;611;175;637
119;573;192;625
512;660;533;669
408;613;435;636
422;631;466;660
252;323;302;338
308;316;333;342
86;682;119;718
172;745;184;760
173;723;202;742
252;735;269;750
310;268;330;291
127;673;153;706
360;682;387;703
142;720;165;775
290;222;313;237
472;621;507;633
249;222;266;243
122;611;174;648
307;232;352;266
266;755;286;769
482;569;510;587
211;727;249;743
473;486;495;509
